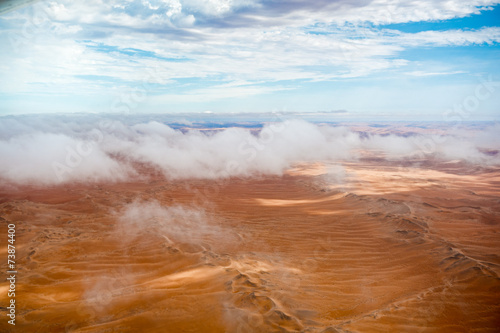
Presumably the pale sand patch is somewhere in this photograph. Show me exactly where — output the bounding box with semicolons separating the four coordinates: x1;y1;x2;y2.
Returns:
254;192;345;207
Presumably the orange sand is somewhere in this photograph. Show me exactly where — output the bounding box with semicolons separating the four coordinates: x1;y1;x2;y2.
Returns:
1;158;500;332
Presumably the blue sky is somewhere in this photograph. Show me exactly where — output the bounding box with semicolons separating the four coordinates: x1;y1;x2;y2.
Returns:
0;0;499;119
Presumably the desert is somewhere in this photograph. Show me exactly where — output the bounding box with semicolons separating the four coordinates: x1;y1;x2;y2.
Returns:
2;0;500;331
1;120;499;332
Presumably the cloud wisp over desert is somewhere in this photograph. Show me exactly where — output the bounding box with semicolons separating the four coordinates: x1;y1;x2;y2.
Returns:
1;0;500;331
1;115;499;185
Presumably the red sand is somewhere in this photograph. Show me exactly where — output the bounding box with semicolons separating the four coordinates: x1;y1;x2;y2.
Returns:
1;158;500;332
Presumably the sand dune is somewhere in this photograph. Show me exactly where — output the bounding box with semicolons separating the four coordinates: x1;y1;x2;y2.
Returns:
1;157;500;332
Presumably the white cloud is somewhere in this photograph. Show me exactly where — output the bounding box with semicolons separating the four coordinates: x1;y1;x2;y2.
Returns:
0;0;499;103
395;27;500;47
182;0;256;17
117;200;220;243
0;131;132;184
322;0;500;25
0;115;498;185
2;23;495;98
405;71;466;77
14;0;498;29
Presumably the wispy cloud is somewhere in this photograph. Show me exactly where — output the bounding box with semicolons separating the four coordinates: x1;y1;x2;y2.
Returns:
405;71;467;77
0;0;499;113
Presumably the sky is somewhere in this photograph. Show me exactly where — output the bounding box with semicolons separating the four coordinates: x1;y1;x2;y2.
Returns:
0;0;499;119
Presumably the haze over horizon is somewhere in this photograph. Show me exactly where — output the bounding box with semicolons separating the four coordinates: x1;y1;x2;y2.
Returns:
0;0;499;119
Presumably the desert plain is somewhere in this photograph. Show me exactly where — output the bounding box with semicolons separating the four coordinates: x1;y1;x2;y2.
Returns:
1;122;500;333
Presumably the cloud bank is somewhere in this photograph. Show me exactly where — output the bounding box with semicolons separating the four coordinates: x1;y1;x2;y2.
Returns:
0;115;498;185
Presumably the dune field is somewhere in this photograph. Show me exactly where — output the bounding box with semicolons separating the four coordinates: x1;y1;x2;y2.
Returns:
2;0;500;331
1;153;499;332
